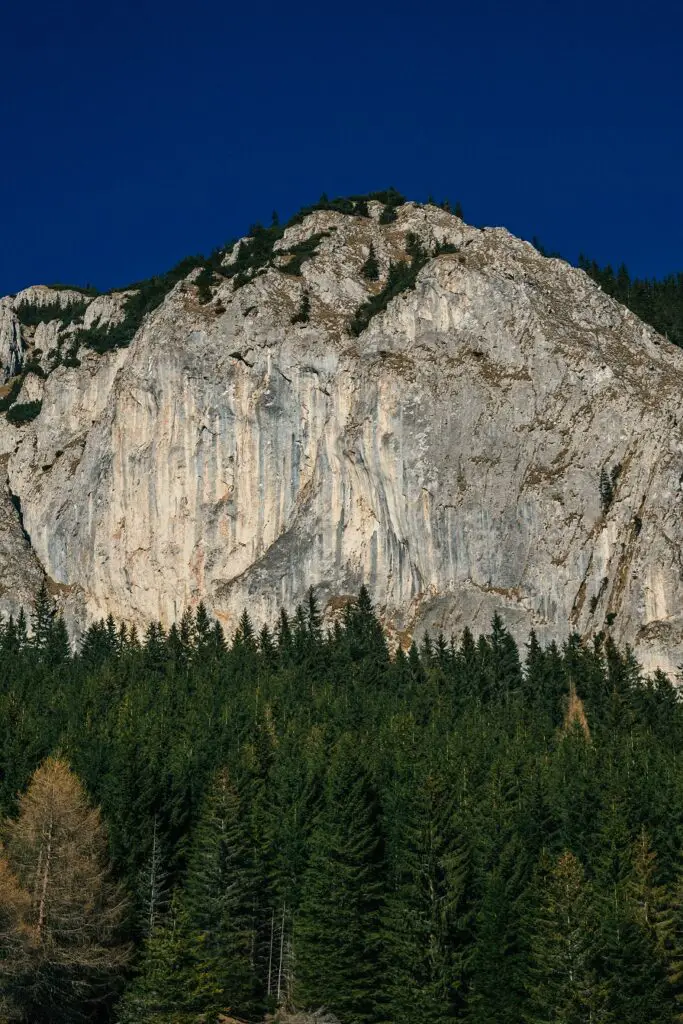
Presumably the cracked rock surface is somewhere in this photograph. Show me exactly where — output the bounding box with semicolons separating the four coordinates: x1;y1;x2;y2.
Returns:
1;202;683;675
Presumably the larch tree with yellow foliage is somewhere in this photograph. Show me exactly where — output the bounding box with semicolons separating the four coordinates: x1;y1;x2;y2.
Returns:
0;757;129;1023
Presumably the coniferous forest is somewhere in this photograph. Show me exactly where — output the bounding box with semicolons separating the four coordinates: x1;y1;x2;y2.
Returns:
3;585;683;1022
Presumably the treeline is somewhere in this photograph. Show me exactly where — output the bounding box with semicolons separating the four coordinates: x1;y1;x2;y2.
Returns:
577;256;683;348
531;245;683;347
2;585;683;1022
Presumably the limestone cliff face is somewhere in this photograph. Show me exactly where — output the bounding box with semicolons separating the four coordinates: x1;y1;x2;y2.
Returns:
1;201;683;675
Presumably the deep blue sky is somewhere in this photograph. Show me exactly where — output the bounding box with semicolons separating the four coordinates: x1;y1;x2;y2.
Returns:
2;0;681;294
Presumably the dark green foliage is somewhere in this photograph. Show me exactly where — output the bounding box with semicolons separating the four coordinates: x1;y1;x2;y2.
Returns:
180;768;262;1018
435;239;460;255
44;282;100;297
62;348;81;368
379;206;398;224
437;198;465;218
73;254;211;353
349;233;429;336
20;360;46;379
286;188;405;227
290;293;310;324
599;464;622;513
579;255;683;348
523;851;606;1024
279;232;329;276
1;589;683;1022
193;266;215;304
6;400;42;424
224;223;285;289
384;772;473;1022
222;227;329;289
531;237;563;259
377;188;407;224
33;190;408;357
361;243;380;281
117;895;195;1023
14;298;89;328
0;376;24;412
294;738;386;1023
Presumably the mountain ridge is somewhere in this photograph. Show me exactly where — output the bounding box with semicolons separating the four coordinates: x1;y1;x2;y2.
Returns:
1;196;683;676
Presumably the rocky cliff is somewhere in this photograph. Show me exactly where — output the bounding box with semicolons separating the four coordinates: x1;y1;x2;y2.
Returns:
1;198;682;676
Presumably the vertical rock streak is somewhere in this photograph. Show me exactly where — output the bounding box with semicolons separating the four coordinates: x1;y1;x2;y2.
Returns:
0;203;681;673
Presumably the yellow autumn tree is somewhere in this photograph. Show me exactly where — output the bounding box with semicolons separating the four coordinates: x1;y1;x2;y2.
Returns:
0;854;31;1021
0;757;129;1022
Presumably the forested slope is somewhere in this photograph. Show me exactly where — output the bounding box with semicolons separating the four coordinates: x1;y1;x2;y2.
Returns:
2;587;683;1022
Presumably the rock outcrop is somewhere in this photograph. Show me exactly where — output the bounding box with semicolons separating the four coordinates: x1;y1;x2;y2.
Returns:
1;200;683;675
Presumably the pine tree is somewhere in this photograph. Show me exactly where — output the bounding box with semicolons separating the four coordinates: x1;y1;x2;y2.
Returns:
233;609;256;651
653;841;683;1022
137;815;169;941
489;613;523;702
46;615;70;665
595;816;671;1023
467;834;531;1024
193;602;213;655
276;608;293;660
343;586;389;681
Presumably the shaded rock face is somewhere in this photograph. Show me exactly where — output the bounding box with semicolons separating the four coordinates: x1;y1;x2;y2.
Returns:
1;202;683;675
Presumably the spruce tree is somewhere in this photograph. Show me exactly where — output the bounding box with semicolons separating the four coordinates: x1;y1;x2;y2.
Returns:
31;581;55;656
467;834;531;1024
361;244;380;281
181;767;261;1018
595;813;671;1023
294;738;386;1023
523;850;606;1024
384;772;472;1022
117;894;195;1024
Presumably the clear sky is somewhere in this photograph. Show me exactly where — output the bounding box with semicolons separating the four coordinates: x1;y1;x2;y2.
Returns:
1;0;681;294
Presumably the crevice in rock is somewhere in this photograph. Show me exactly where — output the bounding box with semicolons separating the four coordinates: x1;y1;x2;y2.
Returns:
229;350;254;367
7;482;32;549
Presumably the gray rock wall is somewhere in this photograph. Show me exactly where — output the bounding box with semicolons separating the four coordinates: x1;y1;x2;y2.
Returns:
1;203;682;676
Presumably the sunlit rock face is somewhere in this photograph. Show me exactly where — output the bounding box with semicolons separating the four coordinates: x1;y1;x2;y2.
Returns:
2;201;683;675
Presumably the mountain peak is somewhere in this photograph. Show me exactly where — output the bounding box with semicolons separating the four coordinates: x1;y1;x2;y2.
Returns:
0;194;682;675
